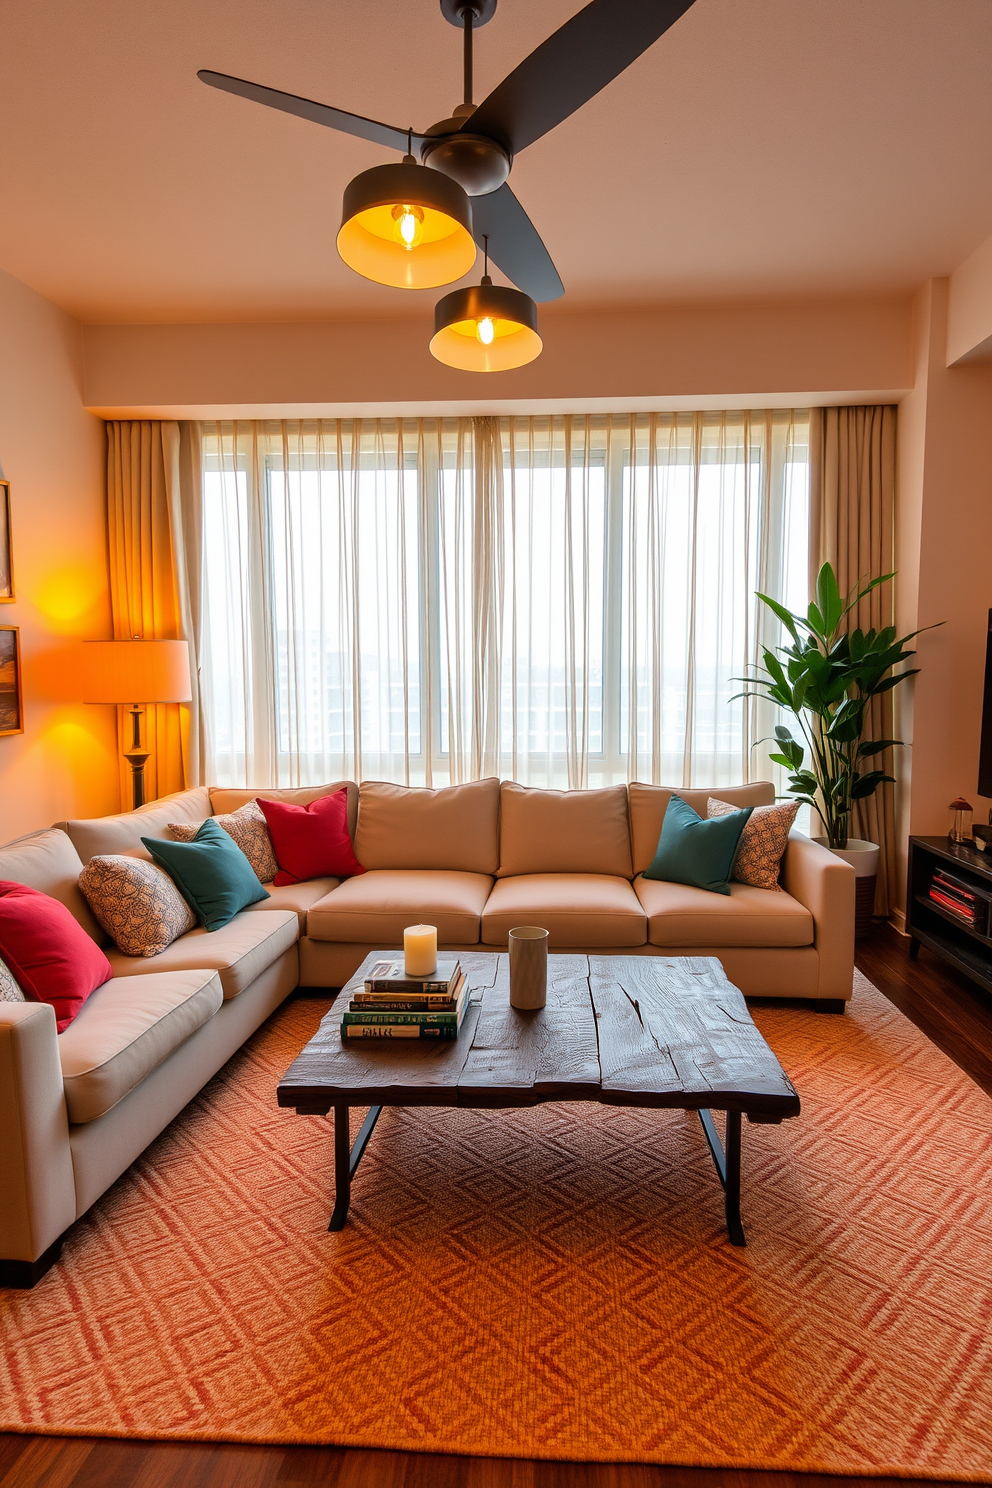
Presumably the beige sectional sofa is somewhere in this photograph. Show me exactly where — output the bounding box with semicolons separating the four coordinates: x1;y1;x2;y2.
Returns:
0;775;854;1286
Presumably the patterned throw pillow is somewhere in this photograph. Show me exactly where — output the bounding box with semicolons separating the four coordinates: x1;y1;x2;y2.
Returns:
707;797;799;890
79;855;196;957
169;800;278;884
0;953;25;1002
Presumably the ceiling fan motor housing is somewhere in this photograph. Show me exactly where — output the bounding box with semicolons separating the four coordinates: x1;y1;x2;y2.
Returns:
439;0;497;27
421;127;510;196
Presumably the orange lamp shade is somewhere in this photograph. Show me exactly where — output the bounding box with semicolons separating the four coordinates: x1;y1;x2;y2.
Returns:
81;640;192;704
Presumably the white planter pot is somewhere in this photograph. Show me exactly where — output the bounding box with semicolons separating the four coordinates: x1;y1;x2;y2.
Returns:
811;838;880;877
812;837;879;937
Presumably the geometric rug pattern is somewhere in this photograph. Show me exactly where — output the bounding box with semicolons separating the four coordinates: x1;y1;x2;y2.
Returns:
1;972;990;1479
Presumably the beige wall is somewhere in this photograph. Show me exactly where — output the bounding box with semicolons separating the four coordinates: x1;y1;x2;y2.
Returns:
892;278;992;924
0;268;118;842
947;231;992;366
82;296;913;417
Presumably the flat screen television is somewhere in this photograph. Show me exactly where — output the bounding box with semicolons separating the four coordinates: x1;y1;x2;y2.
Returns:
979;609;992;797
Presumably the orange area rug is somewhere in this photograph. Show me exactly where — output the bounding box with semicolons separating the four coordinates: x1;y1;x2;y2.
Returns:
1;973;990;1477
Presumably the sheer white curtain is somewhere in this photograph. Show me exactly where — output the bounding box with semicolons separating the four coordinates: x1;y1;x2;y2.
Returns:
197;413;808;789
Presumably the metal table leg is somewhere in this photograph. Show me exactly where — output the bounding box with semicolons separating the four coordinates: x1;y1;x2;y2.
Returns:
697;1107;746;1247
328;1102;383;1232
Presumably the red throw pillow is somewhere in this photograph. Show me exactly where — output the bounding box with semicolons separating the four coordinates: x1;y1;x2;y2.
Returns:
257;790;365;885
0;881;112;1031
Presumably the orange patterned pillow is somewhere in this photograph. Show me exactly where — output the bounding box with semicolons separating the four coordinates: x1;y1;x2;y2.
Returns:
79;855;196;956
707;797;798;890
169;799;278;884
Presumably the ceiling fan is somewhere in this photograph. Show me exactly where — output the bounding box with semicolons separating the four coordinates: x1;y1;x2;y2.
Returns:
198;0;698;307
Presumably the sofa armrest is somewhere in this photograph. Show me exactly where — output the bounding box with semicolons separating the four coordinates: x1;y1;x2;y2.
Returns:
0;1003;76;1266
780;832;856;1001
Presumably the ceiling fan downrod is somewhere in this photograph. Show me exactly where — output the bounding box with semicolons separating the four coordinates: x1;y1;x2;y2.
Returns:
461;3;475;108
423;0;508;196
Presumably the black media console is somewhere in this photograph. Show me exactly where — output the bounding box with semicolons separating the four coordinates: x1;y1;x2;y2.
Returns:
907;835;992;995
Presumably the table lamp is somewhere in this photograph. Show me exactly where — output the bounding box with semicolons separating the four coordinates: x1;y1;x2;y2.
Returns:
81;639;192;810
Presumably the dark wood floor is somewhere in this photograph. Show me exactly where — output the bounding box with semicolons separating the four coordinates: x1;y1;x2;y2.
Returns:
3;922;989;1488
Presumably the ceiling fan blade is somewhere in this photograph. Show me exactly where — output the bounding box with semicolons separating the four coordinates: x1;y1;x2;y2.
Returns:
197;70;422;153
464;0;698;156
471;185;564;303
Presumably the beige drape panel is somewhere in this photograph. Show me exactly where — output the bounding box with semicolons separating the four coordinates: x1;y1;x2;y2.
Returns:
197;415;809;791
164;422;207;787
106;420;205;805
809;405;898;914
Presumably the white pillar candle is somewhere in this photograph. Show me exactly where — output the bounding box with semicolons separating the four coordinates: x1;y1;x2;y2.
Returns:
403;924;438;977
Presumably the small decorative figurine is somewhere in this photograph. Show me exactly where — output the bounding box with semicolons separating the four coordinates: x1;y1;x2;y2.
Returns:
949;798;974;845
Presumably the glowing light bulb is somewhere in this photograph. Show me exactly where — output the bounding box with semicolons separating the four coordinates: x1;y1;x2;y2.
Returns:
392;204;424;250
477;316;495;345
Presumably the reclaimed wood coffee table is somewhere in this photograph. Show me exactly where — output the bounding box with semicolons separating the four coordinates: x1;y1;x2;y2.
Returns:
278;952;801;1246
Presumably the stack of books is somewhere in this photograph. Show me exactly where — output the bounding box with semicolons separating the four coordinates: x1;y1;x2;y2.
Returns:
340;958;468;1041
928;868;990;933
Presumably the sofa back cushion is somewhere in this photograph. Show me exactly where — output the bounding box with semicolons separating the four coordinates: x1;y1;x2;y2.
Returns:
355;779;500;874
0;827;104;943
59;787;212;865
628;781;776;877
209;782;359;840
497;782;632;879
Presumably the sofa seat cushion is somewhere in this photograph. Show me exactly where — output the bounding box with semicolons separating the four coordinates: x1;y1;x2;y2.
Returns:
106;910;299;999
307;870;492;944
482;874;646;948
59;969;223;1123
257;877;341;927
634;876;814;947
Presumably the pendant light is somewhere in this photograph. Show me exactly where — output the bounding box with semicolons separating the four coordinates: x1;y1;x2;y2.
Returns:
430;237;543;372
337;136;477;290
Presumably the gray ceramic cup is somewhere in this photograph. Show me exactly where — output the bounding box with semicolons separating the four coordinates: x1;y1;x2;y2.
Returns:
508;925;549;1009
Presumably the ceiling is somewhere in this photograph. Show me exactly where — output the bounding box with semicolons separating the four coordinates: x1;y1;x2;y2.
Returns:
1;0;990;324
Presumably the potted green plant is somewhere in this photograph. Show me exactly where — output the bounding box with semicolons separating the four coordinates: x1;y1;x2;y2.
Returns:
736;563;928;928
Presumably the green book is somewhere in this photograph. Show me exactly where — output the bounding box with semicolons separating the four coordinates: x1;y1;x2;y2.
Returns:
340;1024;458;1041
343;1008;460;1027
347;997;459;1011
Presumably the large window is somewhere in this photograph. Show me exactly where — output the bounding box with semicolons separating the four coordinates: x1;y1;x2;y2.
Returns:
200;413;808;789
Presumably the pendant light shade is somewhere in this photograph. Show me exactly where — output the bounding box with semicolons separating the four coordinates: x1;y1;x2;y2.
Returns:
337;160;477;290
430;277;542;372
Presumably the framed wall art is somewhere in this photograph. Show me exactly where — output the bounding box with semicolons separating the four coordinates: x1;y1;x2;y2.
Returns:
0;626;23;736
0;481;12;602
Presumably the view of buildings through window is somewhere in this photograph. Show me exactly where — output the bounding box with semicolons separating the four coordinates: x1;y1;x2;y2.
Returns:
201;415;809;790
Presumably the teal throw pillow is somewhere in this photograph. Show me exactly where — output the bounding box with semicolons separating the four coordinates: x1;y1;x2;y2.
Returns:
642;794;753;895
142;818;269;931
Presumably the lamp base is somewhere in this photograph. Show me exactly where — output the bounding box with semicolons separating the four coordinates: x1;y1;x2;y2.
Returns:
123;749;150;811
